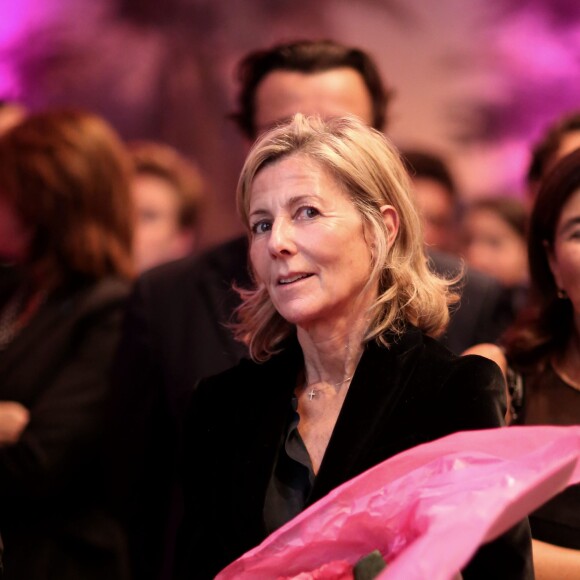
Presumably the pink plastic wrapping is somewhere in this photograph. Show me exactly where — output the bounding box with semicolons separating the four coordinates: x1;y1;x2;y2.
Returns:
216;425;580;580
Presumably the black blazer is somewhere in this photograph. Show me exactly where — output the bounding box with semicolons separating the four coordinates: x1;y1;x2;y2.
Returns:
175;327;533;580
110;238;250;580
0;276;131;580
111;236;514;580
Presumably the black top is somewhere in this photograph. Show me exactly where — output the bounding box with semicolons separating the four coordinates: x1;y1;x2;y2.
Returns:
513;364;580;549
175;326;533;580
263;397;314;534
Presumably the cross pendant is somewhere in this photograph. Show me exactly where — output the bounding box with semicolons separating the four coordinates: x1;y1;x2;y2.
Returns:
308;388;317;400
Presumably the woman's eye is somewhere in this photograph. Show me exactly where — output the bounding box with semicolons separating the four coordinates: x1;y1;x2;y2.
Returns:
251;220;271;234
297;206;320;220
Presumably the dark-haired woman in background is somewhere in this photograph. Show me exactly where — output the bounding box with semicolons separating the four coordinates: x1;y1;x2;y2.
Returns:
465;148;580;578
0;109;134;580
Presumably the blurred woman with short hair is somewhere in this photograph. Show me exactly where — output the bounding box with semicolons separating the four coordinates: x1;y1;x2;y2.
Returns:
0;108;134;580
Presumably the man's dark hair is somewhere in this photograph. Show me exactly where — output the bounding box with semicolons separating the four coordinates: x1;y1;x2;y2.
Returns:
230;39;393;139
401;149;457;200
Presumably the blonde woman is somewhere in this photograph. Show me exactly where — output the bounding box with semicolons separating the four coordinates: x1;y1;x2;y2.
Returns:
175;114;533;579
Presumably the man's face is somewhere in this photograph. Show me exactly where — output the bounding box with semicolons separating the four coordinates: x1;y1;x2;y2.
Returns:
253;68;374;137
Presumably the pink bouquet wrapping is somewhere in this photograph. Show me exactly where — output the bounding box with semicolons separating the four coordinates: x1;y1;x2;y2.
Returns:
216;425;580;580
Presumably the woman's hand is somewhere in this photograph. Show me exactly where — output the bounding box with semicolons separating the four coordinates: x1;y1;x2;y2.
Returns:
533;539;580;579
0;401;30;446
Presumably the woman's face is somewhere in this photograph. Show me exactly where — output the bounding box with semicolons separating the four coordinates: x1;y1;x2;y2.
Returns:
462;208;528;288
548;187;580;319
248;154;392;330
0;194;31;263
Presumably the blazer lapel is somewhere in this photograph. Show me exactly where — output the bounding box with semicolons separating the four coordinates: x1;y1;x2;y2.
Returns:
309;328;424;503
228;338;303;540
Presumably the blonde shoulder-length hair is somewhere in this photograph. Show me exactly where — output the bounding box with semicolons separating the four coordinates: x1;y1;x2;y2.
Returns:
233;113;459;361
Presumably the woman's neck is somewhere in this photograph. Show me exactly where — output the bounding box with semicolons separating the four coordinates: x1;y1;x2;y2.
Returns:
297;323;365;391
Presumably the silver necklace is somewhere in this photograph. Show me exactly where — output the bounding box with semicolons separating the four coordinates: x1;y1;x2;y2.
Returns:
306;375;353;400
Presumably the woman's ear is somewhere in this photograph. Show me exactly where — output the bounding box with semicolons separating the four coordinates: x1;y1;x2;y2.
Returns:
380;204;399;249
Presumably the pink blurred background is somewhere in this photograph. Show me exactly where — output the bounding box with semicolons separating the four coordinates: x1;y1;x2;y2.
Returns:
2;0;580;250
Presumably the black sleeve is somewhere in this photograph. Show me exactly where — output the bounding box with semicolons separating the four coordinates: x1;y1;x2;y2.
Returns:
0;296;126;500
172;381;227;580
440;353;507;431
463;520;534;580
439;355;534;580
107;277;178;580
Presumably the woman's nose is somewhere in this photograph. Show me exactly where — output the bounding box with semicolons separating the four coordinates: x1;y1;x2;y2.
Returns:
268;218;296;257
